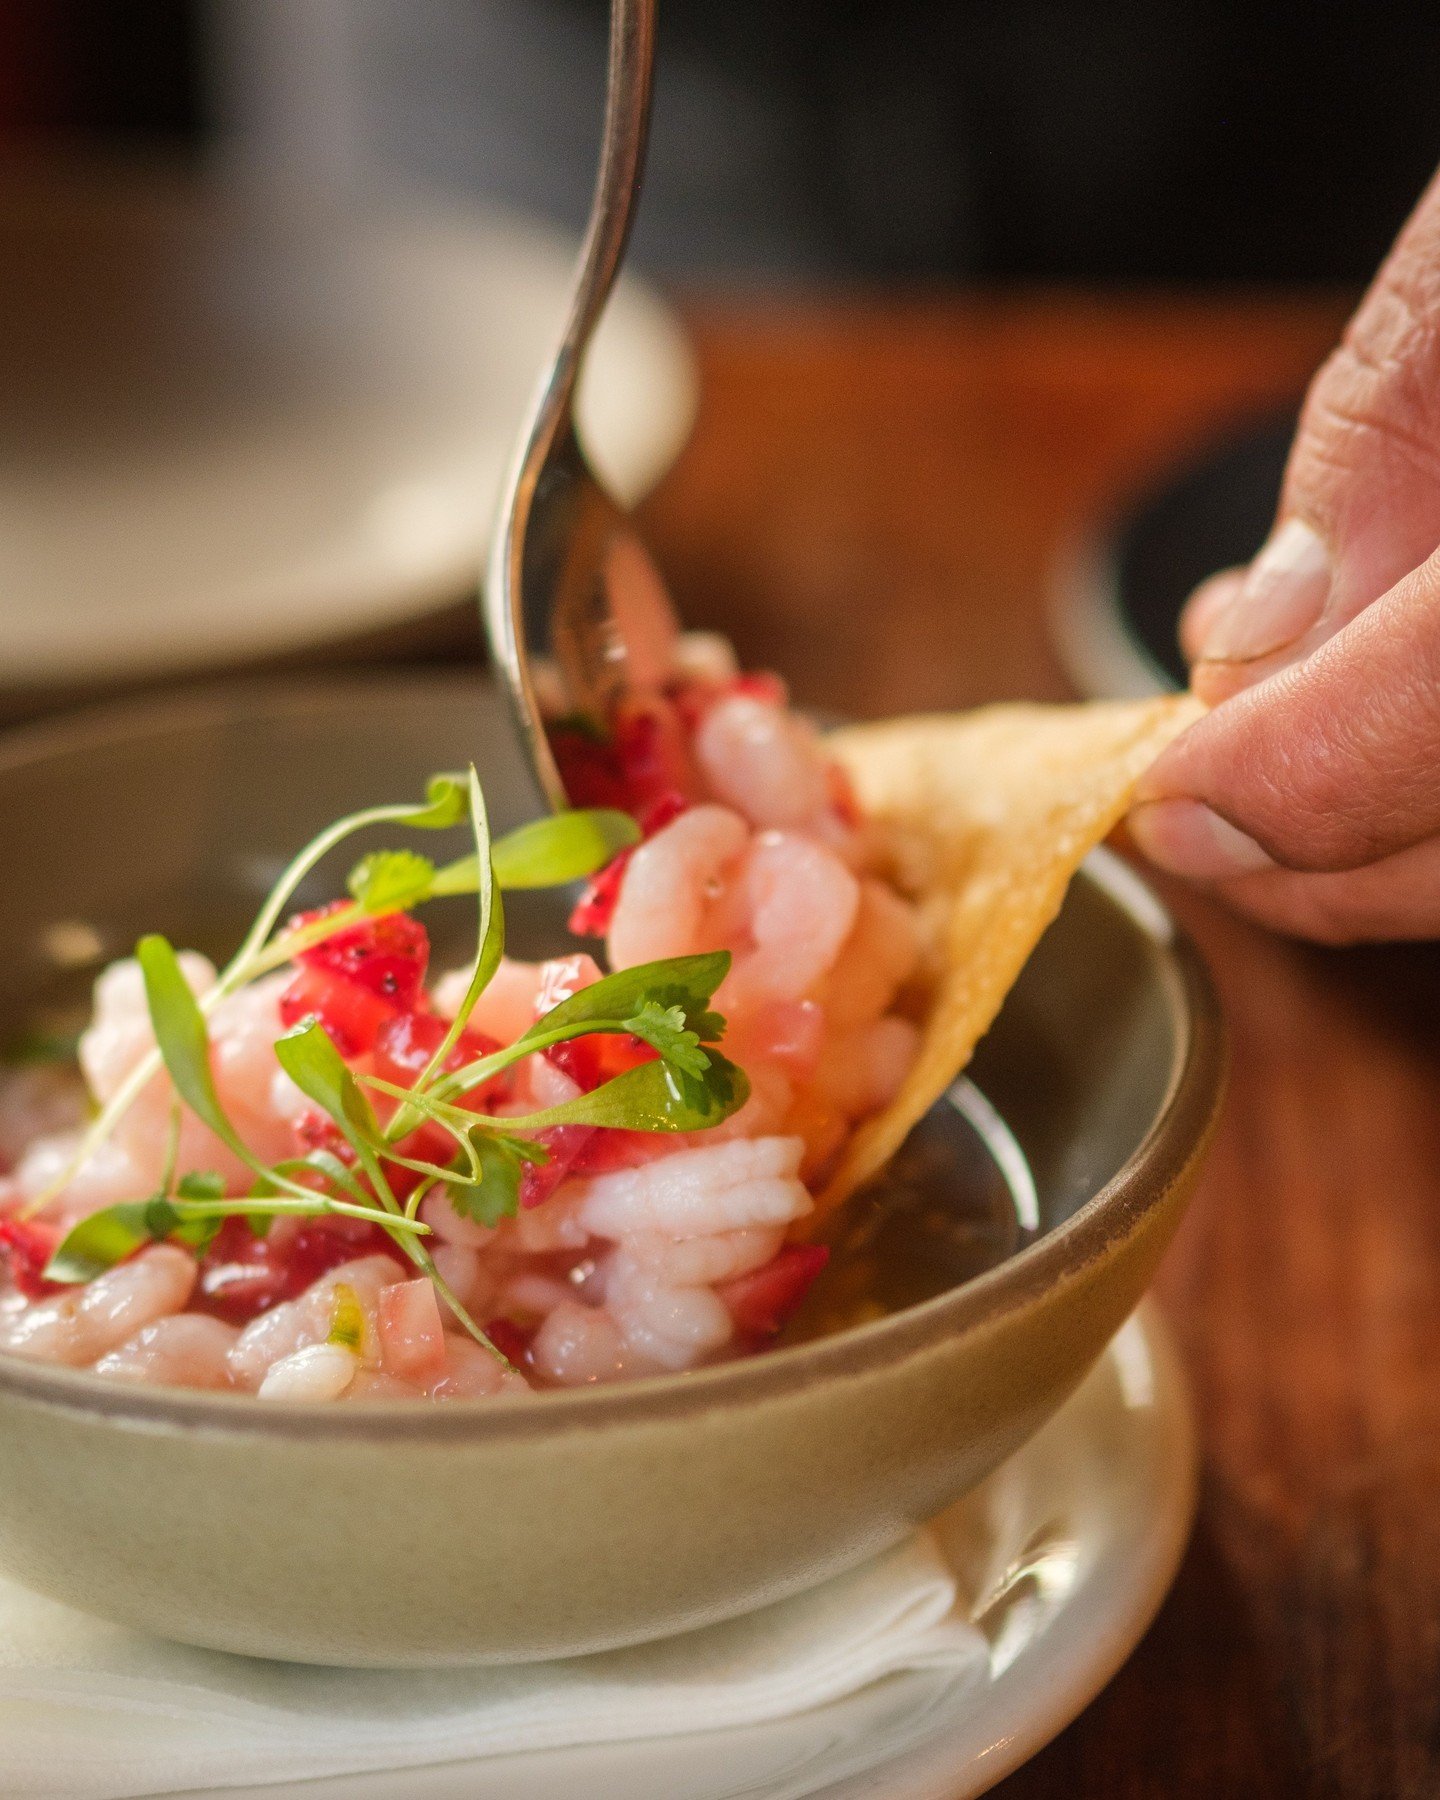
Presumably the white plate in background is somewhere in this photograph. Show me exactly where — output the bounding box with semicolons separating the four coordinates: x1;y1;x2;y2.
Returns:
0;161;696;685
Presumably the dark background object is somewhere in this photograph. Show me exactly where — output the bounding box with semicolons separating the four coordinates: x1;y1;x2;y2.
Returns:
0;0;202;145
1113;414;1296;688
3;1;1439;284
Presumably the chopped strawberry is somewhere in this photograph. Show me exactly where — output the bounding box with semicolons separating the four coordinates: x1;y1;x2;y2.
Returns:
278;964;400;1058
716;1244;830;1338
568;850;632;937
277;909;431;1057
570;1127;672;1175
195;1216;405;1326
531;952;657;1093
668;669;788;731
724;670;789;708
549;1030;657;1095
378;1277;447;1379
518;1124;597;1208
372;1011;502;1099
294;1109;355;1163
377;1122;453;1200
638;789;691;836
485;1316;533;1366
549;725;628;810
292;906;430;1009
534;952;603;1088
611;694;697;813
0;1217;62;1299
375;1013;509;1182
826;761;862;829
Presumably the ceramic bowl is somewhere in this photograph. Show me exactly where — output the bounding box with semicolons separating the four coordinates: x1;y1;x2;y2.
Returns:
0;676;1224;1666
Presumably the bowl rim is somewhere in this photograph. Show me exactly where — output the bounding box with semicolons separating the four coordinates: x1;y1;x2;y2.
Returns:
0;673;1226;1438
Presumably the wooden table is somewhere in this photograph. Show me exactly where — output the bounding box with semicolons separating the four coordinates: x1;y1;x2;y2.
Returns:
635;295;1440;1798
14;291;1423;1793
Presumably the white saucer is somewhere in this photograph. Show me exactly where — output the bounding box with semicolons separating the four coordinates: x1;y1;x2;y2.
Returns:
0;161;696;686
173;1303;1195;1800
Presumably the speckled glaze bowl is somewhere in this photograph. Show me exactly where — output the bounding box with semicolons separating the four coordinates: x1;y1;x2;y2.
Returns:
0;676;1224;1666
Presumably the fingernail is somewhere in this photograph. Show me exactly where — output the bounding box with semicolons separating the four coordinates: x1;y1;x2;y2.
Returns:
1196;518;1331;664
1129;799;1276;880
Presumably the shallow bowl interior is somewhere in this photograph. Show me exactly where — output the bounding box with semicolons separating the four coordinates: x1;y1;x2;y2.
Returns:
0;674;1223;1664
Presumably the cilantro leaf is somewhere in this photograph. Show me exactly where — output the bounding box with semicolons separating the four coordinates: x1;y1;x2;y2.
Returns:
625;1001;711;1078
347;849;437;914
522;952;731;1044
446;1134;539;1228
510;1051;749;1135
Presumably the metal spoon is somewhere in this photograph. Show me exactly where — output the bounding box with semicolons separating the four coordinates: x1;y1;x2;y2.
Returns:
483;0;661;813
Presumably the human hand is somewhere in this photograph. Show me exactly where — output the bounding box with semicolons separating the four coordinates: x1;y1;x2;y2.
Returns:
1127;168;1440;942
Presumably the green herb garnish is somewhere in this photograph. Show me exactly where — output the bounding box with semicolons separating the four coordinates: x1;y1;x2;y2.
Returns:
32;770;744;1374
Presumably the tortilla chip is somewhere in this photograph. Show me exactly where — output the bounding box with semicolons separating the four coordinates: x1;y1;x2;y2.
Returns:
816;694;1204;1213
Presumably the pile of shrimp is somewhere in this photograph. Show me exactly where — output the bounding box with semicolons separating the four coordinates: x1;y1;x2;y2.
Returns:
0;633;923;1401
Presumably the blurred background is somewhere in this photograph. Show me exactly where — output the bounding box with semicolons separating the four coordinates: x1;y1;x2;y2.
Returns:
5;0;1438;285
1;0;1439;710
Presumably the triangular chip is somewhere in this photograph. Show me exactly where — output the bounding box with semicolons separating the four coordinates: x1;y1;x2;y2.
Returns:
817;694;1204;1212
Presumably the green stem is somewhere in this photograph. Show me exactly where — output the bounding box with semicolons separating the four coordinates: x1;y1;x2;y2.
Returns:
174;1196;430;1231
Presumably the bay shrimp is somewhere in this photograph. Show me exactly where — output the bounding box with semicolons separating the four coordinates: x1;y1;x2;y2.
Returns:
607;804;750;969
717;831;860;1018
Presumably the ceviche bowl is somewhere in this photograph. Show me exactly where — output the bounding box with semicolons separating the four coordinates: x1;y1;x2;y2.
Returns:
0;675;1222;1665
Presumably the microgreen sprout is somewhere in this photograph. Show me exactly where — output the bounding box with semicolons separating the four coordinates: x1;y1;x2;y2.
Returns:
31;772;747;1375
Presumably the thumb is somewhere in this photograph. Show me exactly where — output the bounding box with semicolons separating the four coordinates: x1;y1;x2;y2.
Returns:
1185;165;1440;702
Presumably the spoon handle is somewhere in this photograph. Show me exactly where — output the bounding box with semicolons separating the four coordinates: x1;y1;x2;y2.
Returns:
484;0;658;818
548;0;657;432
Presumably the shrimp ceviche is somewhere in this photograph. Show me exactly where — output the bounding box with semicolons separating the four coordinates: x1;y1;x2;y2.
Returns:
0;632;926;1402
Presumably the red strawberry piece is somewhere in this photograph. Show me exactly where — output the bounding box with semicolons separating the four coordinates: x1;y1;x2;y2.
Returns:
612;696;695;811
372;1011;502;1100
485;1316;533;1366
518;1124;597;1209
638;789;691;836
278;964;400;1058
716;1244;830;1338
548;725;628;810
534;953;602;1087
548;1029;657;1095
826;761;862;828
294;1109;355;1163
568;850;632;937
195;1216;405;1326
292;907;430;1010
532;952;657;1093
0;1217;63;1299
369;1012;509;1196
723;670;789;708
570;1127;671;1175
